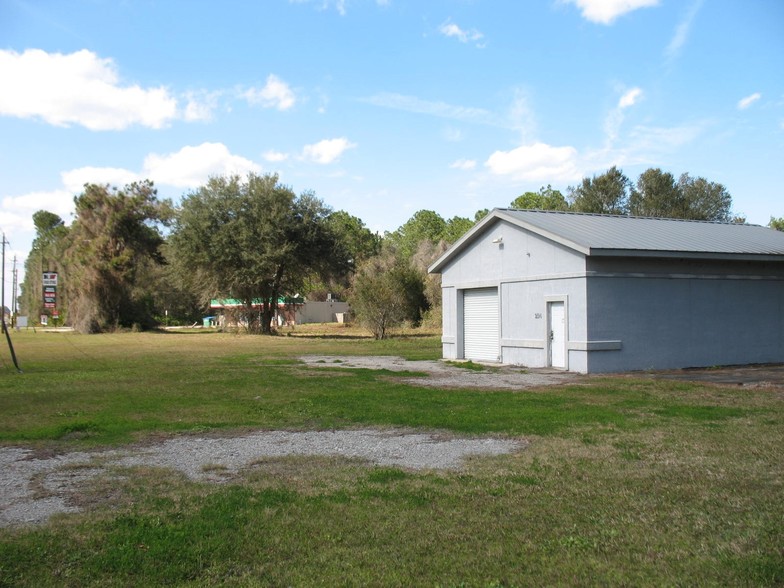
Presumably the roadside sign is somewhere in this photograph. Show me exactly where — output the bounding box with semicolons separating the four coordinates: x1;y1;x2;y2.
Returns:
42;272;58;311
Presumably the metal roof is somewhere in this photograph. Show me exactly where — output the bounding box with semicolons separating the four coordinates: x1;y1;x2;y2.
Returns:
498;209;784;255
429;209;784;273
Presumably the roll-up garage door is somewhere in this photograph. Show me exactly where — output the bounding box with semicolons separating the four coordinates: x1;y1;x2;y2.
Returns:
463;287;499;362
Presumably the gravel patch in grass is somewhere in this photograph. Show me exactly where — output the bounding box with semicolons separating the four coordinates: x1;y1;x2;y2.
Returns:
301;355;578;389
0;428;523;528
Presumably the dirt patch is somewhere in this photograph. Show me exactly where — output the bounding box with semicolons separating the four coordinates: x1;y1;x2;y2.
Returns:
644;363;784;388
300;355;580;389
0;429;523;528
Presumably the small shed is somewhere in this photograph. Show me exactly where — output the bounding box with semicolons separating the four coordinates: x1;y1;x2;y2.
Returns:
428;209;784;373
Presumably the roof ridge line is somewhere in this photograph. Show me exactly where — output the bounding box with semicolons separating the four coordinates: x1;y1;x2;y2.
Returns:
499;208;760;227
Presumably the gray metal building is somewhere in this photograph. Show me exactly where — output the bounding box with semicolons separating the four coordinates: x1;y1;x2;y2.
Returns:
428;209;784;373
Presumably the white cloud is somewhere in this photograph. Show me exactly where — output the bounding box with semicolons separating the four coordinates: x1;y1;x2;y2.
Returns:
1;189;75;222
364;92;505;127
439;20;484;44
49;144;260;197
142;143;260;188
443;127;463;142
316;90;330;114
620;123;705;159
289;0;389;14
665;0;702;61
508;90;538;141
618;87;643;109
565;0;659;25
0;144;262;273
183;91;220;121
0;209;37;233
1;144;259;235
584;119;707;171
604;110;625;144
263;150;290;162
61;167;141;194
603;86;644;145
0;49;178;130
302;138;356;164
242;74;296;111
485;142;580;182
628;124;703;148
450;159;477;170
288;0;363;15
737;93;761;110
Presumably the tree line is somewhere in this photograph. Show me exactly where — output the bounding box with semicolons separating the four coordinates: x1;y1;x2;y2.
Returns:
19;166;782;337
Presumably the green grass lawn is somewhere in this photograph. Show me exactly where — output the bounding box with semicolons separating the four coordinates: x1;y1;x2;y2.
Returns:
0;328;782;586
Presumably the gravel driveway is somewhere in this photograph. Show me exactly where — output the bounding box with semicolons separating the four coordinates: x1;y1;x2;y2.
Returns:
2;355;563;528
300;355;578;388
0;429;522;527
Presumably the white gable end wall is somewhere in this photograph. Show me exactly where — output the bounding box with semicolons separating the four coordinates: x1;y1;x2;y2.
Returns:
440;220;591;371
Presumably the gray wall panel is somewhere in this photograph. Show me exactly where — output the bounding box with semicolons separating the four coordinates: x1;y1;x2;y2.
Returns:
586;271;784;372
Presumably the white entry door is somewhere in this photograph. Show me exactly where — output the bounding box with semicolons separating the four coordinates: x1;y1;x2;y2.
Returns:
548;301;566;369
463;288;499;362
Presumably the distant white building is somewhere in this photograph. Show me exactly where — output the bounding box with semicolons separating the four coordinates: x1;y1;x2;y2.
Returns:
429;209;784;373
293;300;350;325
210;298;349;327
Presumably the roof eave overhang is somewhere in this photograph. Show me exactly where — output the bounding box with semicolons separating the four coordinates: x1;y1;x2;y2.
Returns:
589;249;784;262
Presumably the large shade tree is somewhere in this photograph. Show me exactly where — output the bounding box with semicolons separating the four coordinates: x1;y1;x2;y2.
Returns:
129;242;204;326
630;168;734;221
629;168;681;218
64;181;172;333
442;215;475;244
380;209;480;330
676;173;733;221
511;185;568;211
386;210;448;259
326;210;380;266
170;173;346;334
411;238;450;326
299;210;380;301
564;166;737;221
386;209;478;259
568;166;632;215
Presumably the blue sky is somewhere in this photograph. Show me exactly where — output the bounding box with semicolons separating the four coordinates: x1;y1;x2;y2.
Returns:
1;0;783;292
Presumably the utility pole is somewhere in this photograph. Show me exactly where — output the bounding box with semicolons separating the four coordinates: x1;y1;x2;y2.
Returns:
1;234;4;332
11;256;17;328
1;234;21;372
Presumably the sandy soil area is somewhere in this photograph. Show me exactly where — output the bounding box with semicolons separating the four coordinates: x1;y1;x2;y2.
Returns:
300;355;579;389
